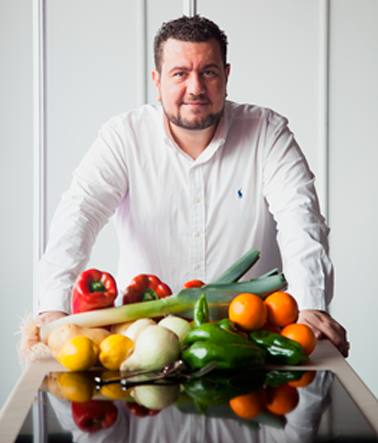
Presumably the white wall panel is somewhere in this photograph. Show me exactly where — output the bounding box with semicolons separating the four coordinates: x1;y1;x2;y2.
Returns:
0;0;33;407
46;0;139;276
329;0;378;397
199;0;322;183
146;0;183;102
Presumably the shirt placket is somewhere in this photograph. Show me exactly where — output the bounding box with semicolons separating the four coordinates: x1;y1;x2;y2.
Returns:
189;165;206;280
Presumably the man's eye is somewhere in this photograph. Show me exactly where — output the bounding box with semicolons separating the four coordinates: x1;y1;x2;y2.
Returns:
173;72;186;78
202;70;217;78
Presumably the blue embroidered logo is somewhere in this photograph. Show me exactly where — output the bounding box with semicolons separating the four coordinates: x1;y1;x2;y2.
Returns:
237;189;243;199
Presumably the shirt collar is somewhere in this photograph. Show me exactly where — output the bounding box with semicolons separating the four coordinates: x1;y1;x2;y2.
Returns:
158;101;231;165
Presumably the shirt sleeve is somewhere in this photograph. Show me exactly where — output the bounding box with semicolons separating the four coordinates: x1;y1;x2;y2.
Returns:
36;123;129;314
262;111;333;311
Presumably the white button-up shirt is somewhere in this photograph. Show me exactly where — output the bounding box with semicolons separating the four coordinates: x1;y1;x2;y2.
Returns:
37;101;333;314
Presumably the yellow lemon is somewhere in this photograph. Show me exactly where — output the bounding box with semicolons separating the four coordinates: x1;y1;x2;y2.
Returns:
57;335;98;371
99;334;134;370
56;372;94;402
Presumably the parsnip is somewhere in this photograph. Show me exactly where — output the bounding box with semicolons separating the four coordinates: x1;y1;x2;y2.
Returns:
47;323;110;358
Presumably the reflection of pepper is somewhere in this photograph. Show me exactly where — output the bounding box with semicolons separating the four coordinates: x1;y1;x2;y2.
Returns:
123;274;172;304
265;369;304;387
71;400;118;433
183;340;266;370
126;402;160;417
183;370;266;407
71;269;117;314
250;330;307;365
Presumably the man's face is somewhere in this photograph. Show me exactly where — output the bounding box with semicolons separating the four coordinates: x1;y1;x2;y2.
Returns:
152;38;230;131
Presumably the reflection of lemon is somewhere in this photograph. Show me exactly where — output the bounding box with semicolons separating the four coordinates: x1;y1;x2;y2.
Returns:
99;370;130;399
99;334;134;370
100;384;133;400
56;372;94;402
57;335;98;371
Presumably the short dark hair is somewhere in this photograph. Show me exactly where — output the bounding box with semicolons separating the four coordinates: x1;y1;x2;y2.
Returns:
154;15;228;72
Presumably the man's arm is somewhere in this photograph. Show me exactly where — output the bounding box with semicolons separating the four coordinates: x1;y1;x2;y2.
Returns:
37;122;129;315
262;112;348;355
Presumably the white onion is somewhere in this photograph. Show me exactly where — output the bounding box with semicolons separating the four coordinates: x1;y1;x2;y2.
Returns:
123;318;156;342
132;384;180;410
121;324;180;372
158;315;191;343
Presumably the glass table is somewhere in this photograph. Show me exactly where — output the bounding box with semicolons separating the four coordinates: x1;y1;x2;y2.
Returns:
1;341;377;443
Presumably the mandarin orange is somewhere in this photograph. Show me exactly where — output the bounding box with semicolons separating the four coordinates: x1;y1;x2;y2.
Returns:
228;293;267;331
281;323;317;355
264;291;299;327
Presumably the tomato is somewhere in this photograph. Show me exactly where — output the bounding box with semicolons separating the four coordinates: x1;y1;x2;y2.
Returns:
183;279;205;288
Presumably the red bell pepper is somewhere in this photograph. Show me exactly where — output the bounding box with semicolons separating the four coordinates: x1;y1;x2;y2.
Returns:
122;274;172;304
71;400;118;433
71;268;118;314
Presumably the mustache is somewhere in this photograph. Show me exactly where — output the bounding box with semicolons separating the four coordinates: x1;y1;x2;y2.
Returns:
183;94;210;104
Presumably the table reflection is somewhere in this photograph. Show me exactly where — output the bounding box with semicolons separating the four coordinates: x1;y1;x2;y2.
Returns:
29;369;339;443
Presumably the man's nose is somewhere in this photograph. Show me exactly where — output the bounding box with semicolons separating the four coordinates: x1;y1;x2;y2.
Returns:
187;73;205;95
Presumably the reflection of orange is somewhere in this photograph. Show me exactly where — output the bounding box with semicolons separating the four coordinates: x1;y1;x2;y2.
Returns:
281;323;317;355
228;293;267;331
229;390;265;419
264;291;299;327
288;371;316;388
265;384;299;416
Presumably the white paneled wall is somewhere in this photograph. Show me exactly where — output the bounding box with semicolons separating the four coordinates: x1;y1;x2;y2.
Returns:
0;0;33;408
0;0;377;407
329;0;378;399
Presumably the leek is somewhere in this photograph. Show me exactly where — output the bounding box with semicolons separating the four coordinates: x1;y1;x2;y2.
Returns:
212;249;260;283
40;273;286;340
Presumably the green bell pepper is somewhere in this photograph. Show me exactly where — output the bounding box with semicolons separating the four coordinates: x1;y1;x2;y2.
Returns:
249;330;308;365
193;293;209;326
183;321;248;347
182;340;266;370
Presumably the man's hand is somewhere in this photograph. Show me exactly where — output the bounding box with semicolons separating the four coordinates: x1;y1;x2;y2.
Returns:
298;310;349;357
20;311;68;358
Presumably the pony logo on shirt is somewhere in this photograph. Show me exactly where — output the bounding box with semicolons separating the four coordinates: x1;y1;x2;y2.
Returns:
237;189;243;199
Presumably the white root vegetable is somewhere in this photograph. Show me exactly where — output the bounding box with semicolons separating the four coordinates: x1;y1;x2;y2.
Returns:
47;324;82;358
120;324;180;372
110;321;133;335
158;316;191;343
123;318;156;342
132;384;180;410
47;323;110;358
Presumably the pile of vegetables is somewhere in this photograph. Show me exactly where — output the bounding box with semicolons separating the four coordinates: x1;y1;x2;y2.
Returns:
43;247;316;376
41;248;284;338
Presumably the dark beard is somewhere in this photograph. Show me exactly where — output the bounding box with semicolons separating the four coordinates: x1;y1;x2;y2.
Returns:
164;107;224;130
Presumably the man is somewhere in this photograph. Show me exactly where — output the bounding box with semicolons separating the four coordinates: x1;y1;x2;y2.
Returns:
37;15;349;356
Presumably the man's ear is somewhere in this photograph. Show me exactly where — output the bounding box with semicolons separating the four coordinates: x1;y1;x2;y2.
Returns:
151;69;161;100
225;63;231;81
